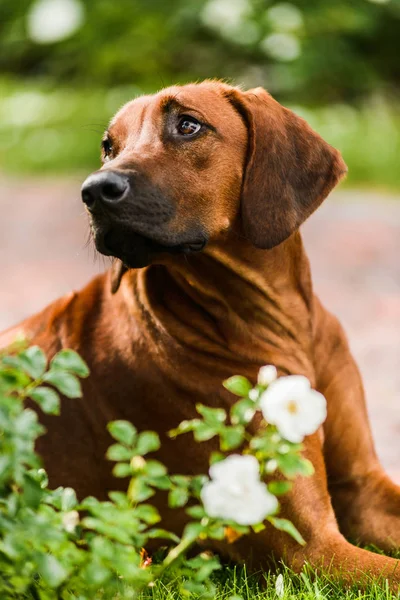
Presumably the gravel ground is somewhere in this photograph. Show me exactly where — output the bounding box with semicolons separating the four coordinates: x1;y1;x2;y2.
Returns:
1;177;399;482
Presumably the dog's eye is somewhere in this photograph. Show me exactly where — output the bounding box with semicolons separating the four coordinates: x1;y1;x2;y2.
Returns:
177;116;201;137
101;137;113;160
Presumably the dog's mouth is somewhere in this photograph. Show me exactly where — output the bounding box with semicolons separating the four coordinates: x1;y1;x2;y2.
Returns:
94;227;207;268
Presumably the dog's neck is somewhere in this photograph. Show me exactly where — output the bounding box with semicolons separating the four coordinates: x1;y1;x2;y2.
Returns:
121;231;315;378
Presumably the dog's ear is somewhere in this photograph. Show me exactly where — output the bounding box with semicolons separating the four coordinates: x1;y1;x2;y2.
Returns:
110;259;128;294
226;87;347;249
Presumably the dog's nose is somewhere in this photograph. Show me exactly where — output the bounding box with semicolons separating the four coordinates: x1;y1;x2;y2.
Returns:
81;171;129;211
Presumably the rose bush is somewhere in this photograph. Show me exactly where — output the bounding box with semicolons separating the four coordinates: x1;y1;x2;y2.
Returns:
0;341;327;598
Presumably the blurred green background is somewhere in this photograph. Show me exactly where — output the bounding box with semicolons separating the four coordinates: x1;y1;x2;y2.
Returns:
1;0;400;187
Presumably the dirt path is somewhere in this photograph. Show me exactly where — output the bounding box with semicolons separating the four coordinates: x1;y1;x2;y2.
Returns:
1;178;399;482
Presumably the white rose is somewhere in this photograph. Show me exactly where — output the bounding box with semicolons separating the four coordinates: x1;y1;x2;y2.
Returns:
201;455;278;525
259;375;327;443
257;365;278;387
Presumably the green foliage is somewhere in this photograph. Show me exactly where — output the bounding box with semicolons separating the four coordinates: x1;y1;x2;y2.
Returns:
0;343;319;597
1;0;399;104
0;343;397;599
0;1;399;187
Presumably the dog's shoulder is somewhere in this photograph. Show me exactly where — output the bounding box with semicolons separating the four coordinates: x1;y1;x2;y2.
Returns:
0;272;110;356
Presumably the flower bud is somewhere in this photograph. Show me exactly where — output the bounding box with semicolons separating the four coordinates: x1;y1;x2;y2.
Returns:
257;365;278;387
130;456;146;472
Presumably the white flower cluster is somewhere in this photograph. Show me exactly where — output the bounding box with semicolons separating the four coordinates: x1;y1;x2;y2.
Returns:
201;455;278;526
201;367;327;526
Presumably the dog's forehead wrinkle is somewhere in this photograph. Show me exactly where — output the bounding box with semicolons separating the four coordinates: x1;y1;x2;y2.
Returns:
159;96;208;123
110;84;243;146
110;96;153;137
157;85;236;120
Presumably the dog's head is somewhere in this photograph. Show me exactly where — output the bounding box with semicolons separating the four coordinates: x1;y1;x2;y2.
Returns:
82;81;346;275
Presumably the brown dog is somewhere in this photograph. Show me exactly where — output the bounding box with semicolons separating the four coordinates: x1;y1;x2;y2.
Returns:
1;81;399;582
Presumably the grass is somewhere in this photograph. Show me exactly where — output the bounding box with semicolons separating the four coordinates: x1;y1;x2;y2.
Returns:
131;557;400;600
0;77;400;190
122;546;400;600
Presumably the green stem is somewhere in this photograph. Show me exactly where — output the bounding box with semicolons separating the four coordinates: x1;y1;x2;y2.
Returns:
18;377;43;399
156;534;196;578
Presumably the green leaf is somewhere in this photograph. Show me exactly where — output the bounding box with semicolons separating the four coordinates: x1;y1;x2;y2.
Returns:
106;443;134;462
83;561;112;587
170;474;190;486
182;521;206;542
210;451;225;465
135;504;160;524
0;366;31;392
112;463;132;478
60;487;78;511
223;375;252;397
51;349;90;377
148;474;171;490
205;522;226;540
249;431;279;455
277;454;315;479
147;528;180;543
81;517;133;544
193;423;218;442
168;486;189;508
107;420;137;446
30;386;60;415
0;455;11;483
220;425;245;451
186;554;221;582
192;555;221;582
190;475;208;497
14;408;42;437
18;346;47;379
43;369;82;398
108;491;130;507
127;477;155;502
23;473;44;509
182;581;208;595
268;481;293;496
168;419;199;438
118;563;153;584
196;404;226;425
145;460;167;478
186;505;206;519
36;553;68;588
268;516;306;545
135;431;160;455
230;398;256;425
298;458;315;477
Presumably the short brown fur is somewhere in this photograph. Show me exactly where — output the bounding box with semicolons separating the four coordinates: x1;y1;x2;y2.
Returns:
1;81;399;584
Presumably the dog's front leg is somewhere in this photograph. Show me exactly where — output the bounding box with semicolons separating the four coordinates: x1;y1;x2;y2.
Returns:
213;432;400;585
313;298;400;552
